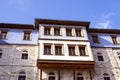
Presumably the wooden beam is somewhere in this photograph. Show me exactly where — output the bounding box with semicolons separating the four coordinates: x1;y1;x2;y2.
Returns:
58;69;60;80
40;69;42;80
89;69;92;80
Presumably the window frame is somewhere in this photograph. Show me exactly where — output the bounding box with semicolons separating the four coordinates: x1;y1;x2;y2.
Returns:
68;45;76;56
44;44;52;55
23;31;32;40
18;71;26;80
48;72;55;80
0;30;8;40
91;34;100;44
75;28;82;37
97;53;104;61
103;73;110;80
76;73;84;80
0;49;2;58
78;46;87;56
21;50;28;60
55;45;63;55
111;35;119;44
44;26;51;35
66;28;72;36
54;27;61;36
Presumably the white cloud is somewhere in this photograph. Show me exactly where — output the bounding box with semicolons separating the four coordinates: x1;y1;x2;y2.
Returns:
94;12;115;29
95;20;111;29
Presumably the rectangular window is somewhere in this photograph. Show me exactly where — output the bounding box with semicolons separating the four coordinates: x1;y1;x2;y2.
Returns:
44;45;51;55
91;34;100;43
55;46;62;55
23;32;31;40
111;36;119;44
68;46;75;56
54;28;60;36
0;53;2;58
79;47;86;56
18;76;26;80
21;54;28;59
66;29;72;36
0;30;8;39
76;29;82;37
44;27;51;35
98;56;104;61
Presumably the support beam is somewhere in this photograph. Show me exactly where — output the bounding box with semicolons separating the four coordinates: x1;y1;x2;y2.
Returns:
40;69;42;80
89;69;93;80
58;69;60;80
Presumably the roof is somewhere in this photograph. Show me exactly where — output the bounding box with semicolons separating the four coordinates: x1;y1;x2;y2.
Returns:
89;28;120;34
35;18;90;30
0;23;35;30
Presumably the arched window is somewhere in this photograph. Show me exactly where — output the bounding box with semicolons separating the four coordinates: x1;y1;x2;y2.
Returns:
18;71;26;80
97;53;104;61
0;49;2;58
76;73;84;80
21;50;28;60
103;73;110;80
48;72;55;80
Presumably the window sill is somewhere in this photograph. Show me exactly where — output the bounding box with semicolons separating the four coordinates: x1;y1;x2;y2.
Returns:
44;54;53;55
55;54;64;56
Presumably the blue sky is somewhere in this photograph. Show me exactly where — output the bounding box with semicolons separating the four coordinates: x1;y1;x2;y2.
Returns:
0;0;120;29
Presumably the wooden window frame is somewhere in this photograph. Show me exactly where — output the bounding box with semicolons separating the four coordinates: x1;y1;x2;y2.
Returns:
44;44;52;55
23;31;32;40
44;26;51;35
54;27;61;36
111;35;119;44
91;34;100;44
75;28;82;37
0;30;8;40
66;28;72;36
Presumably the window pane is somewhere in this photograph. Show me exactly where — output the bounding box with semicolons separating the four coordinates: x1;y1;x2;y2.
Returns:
92;35;99;43
0;32;7;39
44;46;51;55
55;46;62;55
77;77;84;80
21;54;28;59
54;28;60;36
66;29;72;36
79;47;86;56
104;77;110;80
76;29;81;37
23;32;31;40
44;28;50;35
98;56;104;61
49;77;55;80
69;47;75;55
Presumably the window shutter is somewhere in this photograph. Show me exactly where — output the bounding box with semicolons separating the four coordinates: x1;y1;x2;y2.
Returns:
72;28;75;36
50;27;54;35
60;28;62;36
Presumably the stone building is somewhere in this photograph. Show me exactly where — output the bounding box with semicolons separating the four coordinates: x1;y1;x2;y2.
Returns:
0;18;120;80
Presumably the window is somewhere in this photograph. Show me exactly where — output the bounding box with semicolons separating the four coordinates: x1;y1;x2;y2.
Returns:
68;46;75;56
76;29;82;37
111;36;119;44
44;27;51;35
44;45;51;55
91;34;100;43
66;28;72;36
97;53;104;61
0;49;2;58
21;50;28;59
18;71;26;80
23;31;31;40
54;28;60;36
79;46;86;56
103;73;110;80
117;52;120;60
76;73;84;80
0;30;8;39
48;72;55;80
55;46;62;55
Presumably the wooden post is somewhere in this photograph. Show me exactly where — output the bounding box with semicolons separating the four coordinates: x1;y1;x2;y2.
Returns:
58;69;60;80
40;69;42;80
73;69;75;80
89;69;92;80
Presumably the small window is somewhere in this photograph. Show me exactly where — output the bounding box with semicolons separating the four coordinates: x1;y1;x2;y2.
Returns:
79;46;86;56
0;30;8;40
66;28;72;36
103;73;110;80
76;73;84;80
68;46;75;56
76;29;82;37
48;72;55;80
44;45;51;55
18;71;26;80
23;31;31;40
111;36;119;44
117;52;120;60
44;27;51;35
91;34;100;43
55;46;62;55
21;50;28;59
97;53;104;61
0;49;2;58
54;28;60;36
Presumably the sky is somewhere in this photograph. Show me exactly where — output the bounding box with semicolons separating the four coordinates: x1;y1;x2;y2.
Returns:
0;0;120;29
